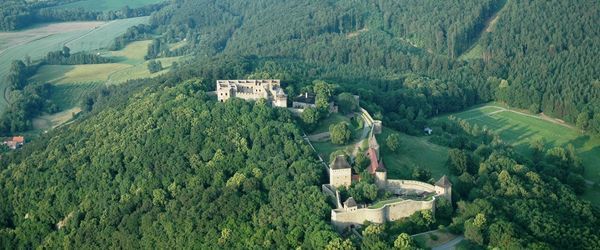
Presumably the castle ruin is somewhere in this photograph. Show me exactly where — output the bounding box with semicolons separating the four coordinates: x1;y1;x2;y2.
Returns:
216;80;287;107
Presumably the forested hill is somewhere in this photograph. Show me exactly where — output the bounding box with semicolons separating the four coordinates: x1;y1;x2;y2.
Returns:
145;0;599;134
0;82;338;248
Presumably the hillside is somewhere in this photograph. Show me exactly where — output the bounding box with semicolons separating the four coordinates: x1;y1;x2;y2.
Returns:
0;0;599;249
0;82;337;248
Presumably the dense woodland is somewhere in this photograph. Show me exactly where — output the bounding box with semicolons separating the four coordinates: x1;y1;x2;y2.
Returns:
1;0;599;249
0;82;341;248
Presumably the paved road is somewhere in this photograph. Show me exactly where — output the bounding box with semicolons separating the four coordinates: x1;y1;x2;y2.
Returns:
432;236;464;250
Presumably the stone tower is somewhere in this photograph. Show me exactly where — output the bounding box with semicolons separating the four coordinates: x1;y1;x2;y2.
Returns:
329;155;352;188
434;175;452;203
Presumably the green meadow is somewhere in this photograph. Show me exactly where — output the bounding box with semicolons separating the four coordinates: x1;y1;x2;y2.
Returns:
376;127;450;179
0;17;149;112
438;103;600;204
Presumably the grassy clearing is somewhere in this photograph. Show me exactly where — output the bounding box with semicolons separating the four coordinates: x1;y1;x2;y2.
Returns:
0;17;149;112
32;64;132;84
459;43;484;60
31;40;185;86
32;107;81;131
52;0;164;11
50;82;104;110
376;127;450;179
441;104;600;182
438;103;600;205
413;230;459;249
313;113;352;134
109;40;152;64
310;113;366;159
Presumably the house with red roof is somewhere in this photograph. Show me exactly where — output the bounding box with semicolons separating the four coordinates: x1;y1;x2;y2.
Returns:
4;136;25;150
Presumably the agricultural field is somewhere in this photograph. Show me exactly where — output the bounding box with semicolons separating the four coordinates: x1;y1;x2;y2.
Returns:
376;127;450;179
0;17;150;112
52;0;165;11
28;39;187;127
437;103;600;204
31;40;185;86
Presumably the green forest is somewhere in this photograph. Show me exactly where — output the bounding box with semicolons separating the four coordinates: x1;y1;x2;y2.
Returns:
1;0;599;249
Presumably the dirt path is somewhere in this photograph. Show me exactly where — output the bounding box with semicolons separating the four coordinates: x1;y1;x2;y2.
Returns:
432;236;464;250
459;0;509;58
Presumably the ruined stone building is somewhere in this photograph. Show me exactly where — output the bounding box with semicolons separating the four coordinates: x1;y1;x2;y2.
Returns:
216;80;287;107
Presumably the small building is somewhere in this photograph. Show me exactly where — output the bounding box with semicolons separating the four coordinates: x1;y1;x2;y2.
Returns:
292;92;317;109
424;127;433;135
4;136;25;150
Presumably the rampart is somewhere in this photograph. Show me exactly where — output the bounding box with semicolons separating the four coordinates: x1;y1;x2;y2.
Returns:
386;180;436;194
331;197;435;231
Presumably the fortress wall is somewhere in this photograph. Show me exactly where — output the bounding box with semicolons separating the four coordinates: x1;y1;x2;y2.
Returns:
331;198;436;231
360;108;375;127
386;179;436;193
322;184;342;208
331;206;385;231
386;198;435;221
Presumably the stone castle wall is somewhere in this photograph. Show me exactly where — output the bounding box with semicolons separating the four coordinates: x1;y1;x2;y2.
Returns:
331;197;435;231
386;180;437;194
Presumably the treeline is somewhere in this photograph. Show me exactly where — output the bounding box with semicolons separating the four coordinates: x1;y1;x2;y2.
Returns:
0;82;343;248
140;0;599;135
480;0;600;133
430;118;599;249
0;46;110;134
0;60;57;133
44;46;111;65
0;0;165;31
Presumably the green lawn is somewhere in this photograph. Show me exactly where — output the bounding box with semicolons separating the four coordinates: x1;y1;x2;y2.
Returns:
49;83;104;110
0;17;149;112
376;127;450;179
441;104;600;182
52;0;165;11
310;113;366;160
438;103;600;205
313;113;352;134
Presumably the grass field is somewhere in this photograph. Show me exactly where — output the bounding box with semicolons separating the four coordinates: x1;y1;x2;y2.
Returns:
310;113;367;160
49;83;104;111
437;103;600;205
52;0;165;11
32;107;82;131
32;40;185;86
376;127;450;179
413;230;459;249
0;17;149;112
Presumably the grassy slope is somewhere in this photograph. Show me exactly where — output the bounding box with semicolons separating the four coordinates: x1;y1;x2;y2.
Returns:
310;113;365;160
33;40;185;85
438;103;600;204
0;17;149;112
52;0;164;11
376;127;449;179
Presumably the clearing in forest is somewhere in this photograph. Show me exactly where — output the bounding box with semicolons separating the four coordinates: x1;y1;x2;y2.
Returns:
437;103;600;205
0;17;150;112
376;127;449;179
